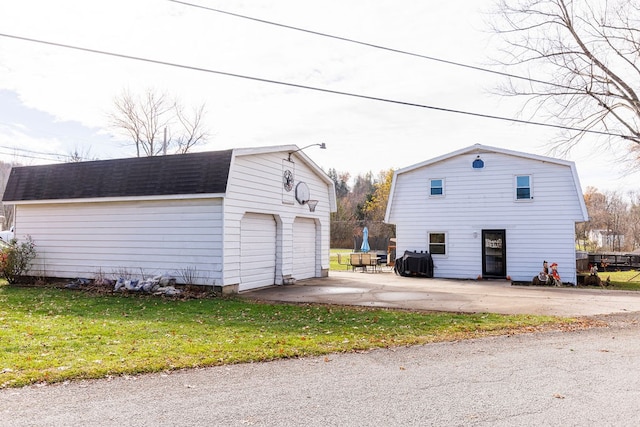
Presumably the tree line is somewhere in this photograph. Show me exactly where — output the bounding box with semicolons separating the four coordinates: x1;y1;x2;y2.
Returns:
327;168;395;251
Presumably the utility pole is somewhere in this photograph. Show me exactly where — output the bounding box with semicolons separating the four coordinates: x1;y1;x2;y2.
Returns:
163;127;167;155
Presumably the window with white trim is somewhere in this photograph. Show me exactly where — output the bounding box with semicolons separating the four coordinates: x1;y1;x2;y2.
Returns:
428;232;446;255
430;178;444;196
515;175;532;200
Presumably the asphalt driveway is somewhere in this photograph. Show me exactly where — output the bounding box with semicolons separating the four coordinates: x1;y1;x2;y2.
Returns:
242;270;640;317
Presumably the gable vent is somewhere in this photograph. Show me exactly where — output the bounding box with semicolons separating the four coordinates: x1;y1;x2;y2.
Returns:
472;156;484;169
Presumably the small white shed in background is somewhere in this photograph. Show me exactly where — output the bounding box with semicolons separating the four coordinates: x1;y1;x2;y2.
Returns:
2;145;336;293
385;144;588;284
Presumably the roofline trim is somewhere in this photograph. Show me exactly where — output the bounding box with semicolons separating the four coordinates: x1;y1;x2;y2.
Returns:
232;145;334;186
394;144;577;175
3;193;226;205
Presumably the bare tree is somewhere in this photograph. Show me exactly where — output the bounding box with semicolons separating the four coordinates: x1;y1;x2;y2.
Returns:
627;191;640;250
109;89;209;157
173;104;208;154
327;168;350;198
582;187;630;251
67;146;97;163
491;0;640;160
0;161;14;231
329;169;356;249
605;191;628;251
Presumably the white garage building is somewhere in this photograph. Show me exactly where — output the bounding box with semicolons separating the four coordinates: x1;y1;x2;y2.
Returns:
2;145;336;292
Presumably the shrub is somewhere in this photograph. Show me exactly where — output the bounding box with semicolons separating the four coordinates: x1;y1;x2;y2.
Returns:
0;236;37;284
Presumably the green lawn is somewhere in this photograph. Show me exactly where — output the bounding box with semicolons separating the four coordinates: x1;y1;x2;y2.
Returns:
0;282;579;388
594;270;640;290
330;248;354;271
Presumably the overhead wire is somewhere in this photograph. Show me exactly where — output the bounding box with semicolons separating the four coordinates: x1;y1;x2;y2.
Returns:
0;149;67;163
0;119;93;162
0;123;88;162
0;32;627;141
0;149;88;163
0;143;75;159
168;0;571;92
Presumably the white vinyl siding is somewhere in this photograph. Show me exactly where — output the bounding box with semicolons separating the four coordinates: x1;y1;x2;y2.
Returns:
223;151;332;287
19;199;223;285
387;149;586;283
10;147;335;292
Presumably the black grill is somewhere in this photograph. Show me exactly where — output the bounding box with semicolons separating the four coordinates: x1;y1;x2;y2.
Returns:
394;251;434;278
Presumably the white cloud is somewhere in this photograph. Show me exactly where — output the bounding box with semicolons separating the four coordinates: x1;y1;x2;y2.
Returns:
0;0;638;193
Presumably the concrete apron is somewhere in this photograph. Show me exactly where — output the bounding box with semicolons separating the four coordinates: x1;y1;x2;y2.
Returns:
241;270;640;317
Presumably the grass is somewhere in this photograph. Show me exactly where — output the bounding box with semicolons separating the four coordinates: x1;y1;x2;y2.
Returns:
0;282;582;389
595;270;640;290
330;248;354;271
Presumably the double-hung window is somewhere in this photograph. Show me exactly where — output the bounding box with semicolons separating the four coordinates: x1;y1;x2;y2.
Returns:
429;232;446;255
515;175;532;200
430;178;444;197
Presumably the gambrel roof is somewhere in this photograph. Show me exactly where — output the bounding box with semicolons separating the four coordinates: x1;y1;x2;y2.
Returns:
385;143;588;222
3;149;233;202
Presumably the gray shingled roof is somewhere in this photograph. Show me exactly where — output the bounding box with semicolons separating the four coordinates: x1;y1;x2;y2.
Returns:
2;150;233;202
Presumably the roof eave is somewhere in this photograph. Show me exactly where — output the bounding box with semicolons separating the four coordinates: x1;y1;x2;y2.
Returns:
394;143;577;176
3;193;227;205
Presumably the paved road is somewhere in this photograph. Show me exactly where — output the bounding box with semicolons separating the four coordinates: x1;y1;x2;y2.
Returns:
1;313;639;426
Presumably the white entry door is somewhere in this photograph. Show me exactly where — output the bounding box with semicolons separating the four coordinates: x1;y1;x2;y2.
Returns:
240;213;276;291
292;217;316;280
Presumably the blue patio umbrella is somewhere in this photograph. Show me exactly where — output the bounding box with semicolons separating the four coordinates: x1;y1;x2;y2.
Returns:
361;226;370;253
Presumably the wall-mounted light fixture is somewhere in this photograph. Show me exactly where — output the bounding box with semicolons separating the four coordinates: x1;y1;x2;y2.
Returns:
288;143;326;161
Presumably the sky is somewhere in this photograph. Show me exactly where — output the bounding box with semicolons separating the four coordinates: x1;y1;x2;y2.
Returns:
0;0;638;194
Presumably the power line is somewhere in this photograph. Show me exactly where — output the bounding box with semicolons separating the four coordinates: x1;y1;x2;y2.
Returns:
0;32;627;140
0;127;91;163
0;149;64;163
0;120;94;162
168;0;568;91
0;143;73;160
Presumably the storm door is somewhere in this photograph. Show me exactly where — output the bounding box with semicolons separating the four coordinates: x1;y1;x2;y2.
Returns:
482;230;506;278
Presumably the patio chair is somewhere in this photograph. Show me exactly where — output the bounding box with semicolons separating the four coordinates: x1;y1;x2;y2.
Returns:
350;253;363;271
360;253;373;272
337;253;351;270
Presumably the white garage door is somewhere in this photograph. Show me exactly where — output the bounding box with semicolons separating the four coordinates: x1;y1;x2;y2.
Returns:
240;213;276;291
292;217;317;280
